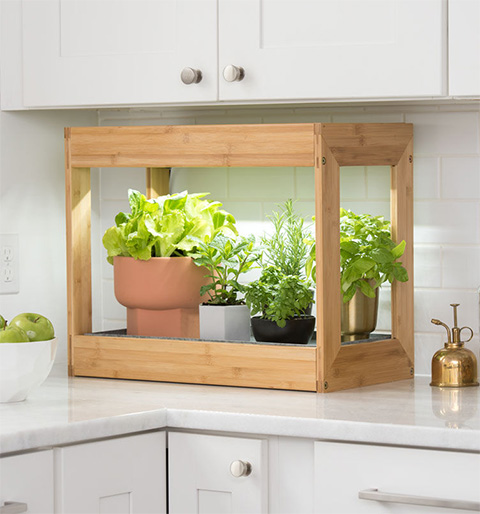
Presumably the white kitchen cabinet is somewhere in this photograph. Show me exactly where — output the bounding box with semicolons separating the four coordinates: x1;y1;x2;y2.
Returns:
3;0;446;109
449;0;480;96
219;0;445;101
168;432;268;513
19;0;217;108
314;441;480;513
55;431;166;514
0;450;54;514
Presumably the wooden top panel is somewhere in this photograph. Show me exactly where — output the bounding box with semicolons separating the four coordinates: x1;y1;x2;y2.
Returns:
317;123;413;166
66;124;316;168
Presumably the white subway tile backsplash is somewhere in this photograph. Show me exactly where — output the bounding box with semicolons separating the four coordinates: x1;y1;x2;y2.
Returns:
341;200;391;220
366;166;390;200
442;247;480;290
102;279;126;321
414;246;442;288
414;201;480;244
340;167;367;199
413;157;440;199
414;289;479;333
295;167;315;200
228;167;295;200
100;167;145;200
441;157;480;199
170;168;228;198
405;111;480;156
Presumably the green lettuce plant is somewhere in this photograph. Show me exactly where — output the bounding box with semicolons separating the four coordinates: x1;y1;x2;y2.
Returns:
305;208;408;303
102;189;237;263
192;234;261;305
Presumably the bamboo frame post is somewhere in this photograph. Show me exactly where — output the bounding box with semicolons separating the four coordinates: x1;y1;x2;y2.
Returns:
146;167;170;198
65;132;92;376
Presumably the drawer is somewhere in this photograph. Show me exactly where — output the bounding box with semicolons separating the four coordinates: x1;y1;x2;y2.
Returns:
314;441;480;514
0;450;54;514
169;432;268;514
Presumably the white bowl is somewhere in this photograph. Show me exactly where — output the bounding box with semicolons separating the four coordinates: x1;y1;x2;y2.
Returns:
0;338;57;403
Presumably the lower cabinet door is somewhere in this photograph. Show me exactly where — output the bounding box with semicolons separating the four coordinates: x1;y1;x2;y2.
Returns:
55;431;166;514
0;450;54;514
169;432;268;514
314;441;480;514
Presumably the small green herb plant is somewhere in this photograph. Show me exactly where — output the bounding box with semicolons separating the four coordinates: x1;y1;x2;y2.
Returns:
305;208;408;303
192;234;261;306
102;189;237;263
243;266;313;327
244;200;314;327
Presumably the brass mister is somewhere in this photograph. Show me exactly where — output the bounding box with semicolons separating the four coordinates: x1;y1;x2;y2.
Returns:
430;303;479;387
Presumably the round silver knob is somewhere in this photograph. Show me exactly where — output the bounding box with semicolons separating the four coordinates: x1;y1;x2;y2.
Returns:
181;67;202;85
223;65;245;82
230;460;252;477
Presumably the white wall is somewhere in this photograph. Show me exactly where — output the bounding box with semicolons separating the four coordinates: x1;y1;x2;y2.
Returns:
0;109;97;373
94;103;480;376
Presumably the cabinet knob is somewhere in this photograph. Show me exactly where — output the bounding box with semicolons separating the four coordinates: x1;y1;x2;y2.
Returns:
230;460;252;477
0;502;28;514
181;67;203;85
223;65;245;82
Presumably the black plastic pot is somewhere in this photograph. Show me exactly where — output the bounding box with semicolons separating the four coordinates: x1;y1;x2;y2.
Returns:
251;315;315;344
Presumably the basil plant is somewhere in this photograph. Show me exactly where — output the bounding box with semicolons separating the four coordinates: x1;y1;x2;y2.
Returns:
306;208;408;303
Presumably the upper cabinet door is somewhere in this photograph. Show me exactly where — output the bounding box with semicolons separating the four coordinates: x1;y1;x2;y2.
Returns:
219;0;446;101
22;0;217;107
449;0;480;96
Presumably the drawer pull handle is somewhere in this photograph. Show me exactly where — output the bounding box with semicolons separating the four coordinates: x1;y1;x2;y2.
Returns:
0;502;28;514
230;460;252;477
359;488;480;511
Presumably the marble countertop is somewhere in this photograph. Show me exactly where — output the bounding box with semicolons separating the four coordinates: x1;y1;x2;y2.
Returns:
0;376;478;455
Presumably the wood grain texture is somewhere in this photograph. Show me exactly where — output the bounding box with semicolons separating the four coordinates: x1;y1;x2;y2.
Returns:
65;162;92;375
320;123;414;166
323;339;413;392
146;167;170;199
314;127;341;392
391;138;415;363
72;335;317;391
69;124;315;168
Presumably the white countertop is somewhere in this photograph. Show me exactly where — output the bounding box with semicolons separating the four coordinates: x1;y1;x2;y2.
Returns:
0;376;478;455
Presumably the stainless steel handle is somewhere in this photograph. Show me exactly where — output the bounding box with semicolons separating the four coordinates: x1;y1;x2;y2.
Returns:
230;460;252;477
180;67;202;85
359;488;480;511
0;502;28;514
223;65;245;82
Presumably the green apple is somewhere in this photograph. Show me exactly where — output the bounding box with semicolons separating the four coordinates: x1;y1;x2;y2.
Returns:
0;315;5;329
0;325;30;343
10;313;55;342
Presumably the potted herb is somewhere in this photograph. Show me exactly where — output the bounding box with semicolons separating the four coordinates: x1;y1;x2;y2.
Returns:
243;200;315;344
192;234;261;341
102;189;237;338
305;208;409;341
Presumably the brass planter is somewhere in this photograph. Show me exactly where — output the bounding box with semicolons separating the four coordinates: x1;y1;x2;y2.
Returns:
341;288;379;342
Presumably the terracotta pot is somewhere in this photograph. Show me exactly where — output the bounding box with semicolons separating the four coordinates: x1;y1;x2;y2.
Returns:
113;256;209;338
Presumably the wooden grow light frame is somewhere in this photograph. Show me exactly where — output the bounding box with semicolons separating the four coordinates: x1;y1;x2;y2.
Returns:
65;123;413;393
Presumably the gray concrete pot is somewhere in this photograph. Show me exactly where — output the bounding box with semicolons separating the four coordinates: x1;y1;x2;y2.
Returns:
199;304;251;341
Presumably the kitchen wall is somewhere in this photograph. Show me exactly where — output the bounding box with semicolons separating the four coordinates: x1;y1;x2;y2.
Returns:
94;103;480;376
0;109;97;373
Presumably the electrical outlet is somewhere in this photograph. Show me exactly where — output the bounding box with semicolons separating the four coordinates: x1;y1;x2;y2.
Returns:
0;234;19;294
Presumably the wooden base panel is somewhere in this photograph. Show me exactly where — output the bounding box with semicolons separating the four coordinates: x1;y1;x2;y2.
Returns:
320;339;413;393
72;335;317;392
